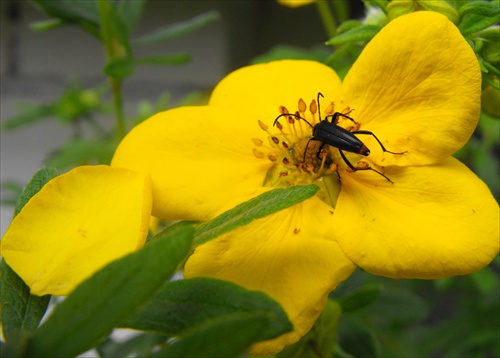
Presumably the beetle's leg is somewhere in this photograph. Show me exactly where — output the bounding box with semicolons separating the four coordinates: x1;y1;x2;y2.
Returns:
352;130;407;155
324;112;357;125
315;142;327;160
339;150;394;184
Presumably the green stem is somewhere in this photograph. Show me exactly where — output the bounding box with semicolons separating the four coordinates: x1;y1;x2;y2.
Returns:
330;0;349;23
316;0;337;38
98;0;126;139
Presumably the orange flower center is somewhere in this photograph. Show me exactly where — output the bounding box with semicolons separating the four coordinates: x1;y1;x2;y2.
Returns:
252;96;361;208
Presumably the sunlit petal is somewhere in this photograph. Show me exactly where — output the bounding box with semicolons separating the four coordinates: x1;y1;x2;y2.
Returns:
341;11;481;166
333;158;499;278
1;166;152;296
112;106;270;221
210;60;342;121
185;196;355;355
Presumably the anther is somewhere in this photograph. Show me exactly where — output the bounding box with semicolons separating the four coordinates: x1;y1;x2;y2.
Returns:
310;99;317;116
271;137;280;145
252;138;263;146
298;98;307;113
279;106;289;115
258;120;269;131
283;158;290;165
282;141;289;149
268;154;277;162
252;148;265;159
325;102;334;115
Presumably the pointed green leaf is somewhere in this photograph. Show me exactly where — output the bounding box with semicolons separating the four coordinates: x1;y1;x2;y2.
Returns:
123;277;292;339
325;25;382;46
24;225;194;357
132;11;219;46
337;316;380;358
45;138;116;169
338;283;383;313
104;56;136;79
460;1;500;18
97;333;167;358
135;54;191;66
277;300;342;357
194;184;319;245
1;168;58;342
31;0;101;38
116;0;146;32
151;313;273;358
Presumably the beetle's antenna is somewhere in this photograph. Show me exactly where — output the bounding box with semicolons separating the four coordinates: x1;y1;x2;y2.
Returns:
273;113;313;128
317;92;324;122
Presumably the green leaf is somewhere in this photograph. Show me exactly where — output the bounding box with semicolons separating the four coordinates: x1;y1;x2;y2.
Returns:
325;25;382;46
459;1;500;36
123;277;292;339
24;225;194;357
277;300;342;357
97;333;167;358
338;283;383;313
363;0;389;12
2;104;54;130
30;18;64;31
0;264;51;342
194;184;319;245
45;138;116;169
369;287;428;324
132;11;220;46
460;1;500;18
104;56;136;79
337;20;363;34
116;0;146;32
151;313;273;358
135;54;192;66
1;169;58;342
337;316;380;358
313;300;342;357
32;0;101;38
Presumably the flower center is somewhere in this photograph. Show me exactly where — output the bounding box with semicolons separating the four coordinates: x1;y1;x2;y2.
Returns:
252;97;360;208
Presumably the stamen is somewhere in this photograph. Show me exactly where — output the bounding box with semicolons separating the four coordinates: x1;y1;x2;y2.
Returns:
325;102;334;116
252;148;265;159
310;99;317;123
298;98;307;113
252;138;264;147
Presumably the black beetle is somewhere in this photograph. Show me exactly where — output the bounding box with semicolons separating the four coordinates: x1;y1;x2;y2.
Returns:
273;93;405;183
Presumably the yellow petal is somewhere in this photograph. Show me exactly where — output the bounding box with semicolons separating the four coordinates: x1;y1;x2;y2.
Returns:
1;166;152;296
210;60;342;121
333;158;499;279
184;197;355;355
112;106;270;221
340;12;481;166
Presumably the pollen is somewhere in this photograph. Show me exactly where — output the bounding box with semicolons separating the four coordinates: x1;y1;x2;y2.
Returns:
255;96;345;190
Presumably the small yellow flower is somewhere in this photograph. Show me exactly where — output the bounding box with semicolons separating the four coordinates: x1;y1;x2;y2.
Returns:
277;0;316;8
1;166;152;296
112;11;498;355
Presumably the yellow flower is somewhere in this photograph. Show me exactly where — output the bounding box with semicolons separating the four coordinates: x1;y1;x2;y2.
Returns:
277;0;316;8
112;11;499;355
1;166;152;296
